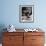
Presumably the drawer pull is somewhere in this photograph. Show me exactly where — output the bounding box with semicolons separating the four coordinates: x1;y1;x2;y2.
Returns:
9;38;13;40
32;39;36;40
9;38;12;40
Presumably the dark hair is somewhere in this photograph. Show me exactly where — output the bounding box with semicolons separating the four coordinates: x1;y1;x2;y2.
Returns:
22;7;27;11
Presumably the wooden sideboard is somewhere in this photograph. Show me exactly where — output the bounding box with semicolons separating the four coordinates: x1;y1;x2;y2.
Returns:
2;32;45;46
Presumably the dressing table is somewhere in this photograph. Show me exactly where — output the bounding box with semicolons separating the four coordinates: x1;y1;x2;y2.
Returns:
2;29;45;46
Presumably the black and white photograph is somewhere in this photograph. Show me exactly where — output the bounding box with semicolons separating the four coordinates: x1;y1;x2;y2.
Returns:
19;5;34;23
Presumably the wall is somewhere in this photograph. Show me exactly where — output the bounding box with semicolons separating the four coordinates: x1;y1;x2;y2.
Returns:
0;0;46;43
0;0;46;29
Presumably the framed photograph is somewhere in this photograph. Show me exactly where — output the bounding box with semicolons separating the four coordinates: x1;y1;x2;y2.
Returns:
19;5;34;23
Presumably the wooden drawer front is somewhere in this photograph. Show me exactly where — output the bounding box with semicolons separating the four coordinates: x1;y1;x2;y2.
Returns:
24;32;44;36
24;36;32;46
32;36;45;44
3;36;23;44
3;32;23;36
32;44;44;46
3;42;23;46
3;37;23;46
24;32;45;46
3;36;8;44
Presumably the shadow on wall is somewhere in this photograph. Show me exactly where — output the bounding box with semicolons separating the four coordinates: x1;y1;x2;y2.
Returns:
0;24;7;43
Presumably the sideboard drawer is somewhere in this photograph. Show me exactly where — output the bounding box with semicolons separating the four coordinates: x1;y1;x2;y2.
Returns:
3;32;23;46
24;32;44;36
32;36;44;44
3;32;23;36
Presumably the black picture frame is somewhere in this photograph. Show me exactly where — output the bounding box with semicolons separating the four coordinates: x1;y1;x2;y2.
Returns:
19;5;34;23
